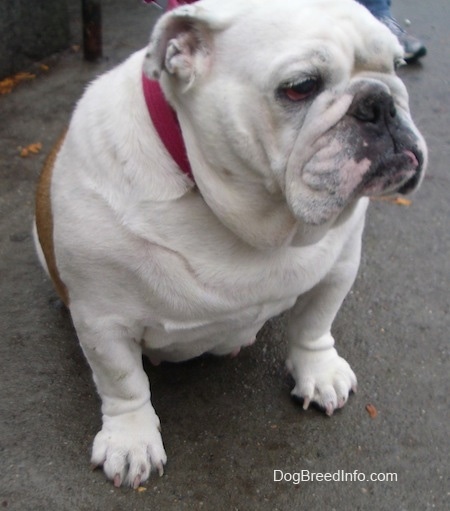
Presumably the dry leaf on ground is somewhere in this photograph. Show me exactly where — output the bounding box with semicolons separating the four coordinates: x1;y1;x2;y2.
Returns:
365;403;378;419
371;196;412;206
19;142;43;157
0;72;36;95
391;197;412;206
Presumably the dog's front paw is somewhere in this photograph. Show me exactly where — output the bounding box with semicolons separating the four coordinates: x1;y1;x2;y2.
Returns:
91;403;167;488
286;346;357;416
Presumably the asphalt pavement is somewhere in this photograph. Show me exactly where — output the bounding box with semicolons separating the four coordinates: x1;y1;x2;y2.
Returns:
0;1;448;510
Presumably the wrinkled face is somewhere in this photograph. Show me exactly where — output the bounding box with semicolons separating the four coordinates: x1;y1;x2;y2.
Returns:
283;72;426;225
207;1;427;224
147;0;427;228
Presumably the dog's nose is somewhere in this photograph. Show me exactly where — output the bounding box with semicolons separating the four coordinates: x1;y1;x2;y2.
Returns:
348;90;396;124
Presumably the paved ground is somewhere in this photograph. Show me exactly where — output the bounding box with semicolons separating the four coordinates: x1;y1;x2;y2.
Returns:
0;1;448;510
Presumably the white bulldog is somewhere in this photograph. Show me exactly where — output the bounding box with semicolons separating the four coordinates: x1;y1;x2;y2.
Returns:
34;0;427;488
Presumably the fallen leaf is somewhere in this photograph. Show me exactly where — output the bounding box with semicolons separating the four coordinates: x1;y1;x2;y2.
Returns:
0;72;36;94
0;78;15;95
365;403;378;419
137;486;147;493
371;196;412;206
20;142;42;157
14;71;36;81
392;197;412;206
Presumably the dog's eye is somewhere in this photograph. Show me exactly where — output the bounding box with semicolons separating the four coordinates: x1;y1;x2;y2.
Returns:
281;78;320;101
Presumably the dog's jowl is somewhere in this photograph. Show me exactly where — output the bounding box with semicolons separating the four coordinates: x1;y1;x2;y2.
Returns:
34;0;426;488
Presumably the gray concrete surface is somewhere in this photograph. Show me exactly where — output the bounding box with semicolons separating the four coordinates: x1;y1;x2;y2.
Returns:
0;1;448;510
0;0;70;79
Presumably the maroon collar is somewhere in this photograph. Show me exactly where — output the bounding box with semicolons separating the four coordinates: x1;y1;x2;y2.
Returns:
146;0;196;10
142;0;197;181
142;74;193;180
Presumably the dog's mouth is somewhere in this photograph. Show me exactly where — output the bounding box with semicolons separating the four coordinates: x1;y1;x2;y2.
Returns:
397;149;424;194
359;146;424;197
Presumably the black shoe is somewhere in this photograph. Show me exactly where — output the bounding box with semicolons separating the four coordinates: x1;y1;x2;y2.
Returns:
378;15;427;63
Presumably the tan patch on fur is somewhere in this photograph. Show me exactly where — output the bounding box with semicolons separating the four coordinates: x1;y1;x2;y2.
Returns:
35;130;70;306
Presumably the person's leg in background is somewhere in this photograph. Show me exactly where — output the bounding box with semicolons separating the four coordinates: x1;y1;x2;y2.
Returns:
357;0;426;62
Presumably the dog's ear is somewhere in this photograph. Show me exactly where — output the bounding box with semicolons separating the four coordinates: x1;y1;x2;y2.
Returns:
144;4;230;88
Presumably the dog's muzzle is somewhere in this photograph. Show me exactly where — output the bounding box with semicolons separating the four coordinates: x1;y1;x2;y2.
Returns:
347;85;425;196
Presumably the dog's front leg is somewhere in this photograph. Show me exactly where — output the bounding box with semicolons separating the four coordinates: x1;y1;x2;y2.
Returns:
286;227;363;416
71;310;166;488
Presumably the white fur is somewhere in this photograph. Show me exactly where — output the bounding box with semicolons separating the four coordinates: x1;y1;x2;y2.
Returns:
36;0;426;487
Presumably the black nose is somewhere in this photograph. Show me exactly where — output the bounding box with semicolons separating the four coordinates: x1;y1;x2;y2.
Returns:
348;90;397;123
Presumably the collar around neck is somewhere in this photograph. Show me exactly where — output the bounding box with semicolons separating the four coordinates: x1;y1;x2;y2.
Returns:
141;73;194;181
141;0;198;180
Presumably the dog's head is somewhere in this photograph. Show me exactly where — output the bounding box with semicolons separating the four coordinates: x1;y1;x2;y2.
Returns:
144;0;427;244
